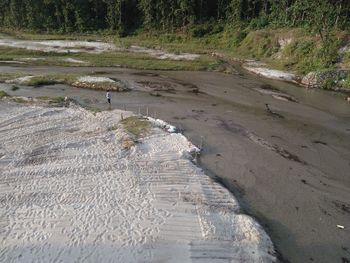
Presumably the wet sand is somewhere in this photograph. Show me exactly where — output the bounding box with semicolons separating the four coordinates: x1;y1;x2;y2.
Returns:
1;65;350;263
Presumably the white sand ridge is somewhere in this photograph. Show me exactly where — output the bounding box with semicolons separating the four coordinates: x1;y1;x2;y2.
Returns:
243;61;298;83
0;102;276;262
0;36;201;60
0;38;116;54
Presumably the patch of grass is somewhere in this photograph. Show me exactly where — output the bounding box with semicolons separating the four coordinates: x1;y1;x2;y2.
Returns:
236;30;280;59
37;96;65;103
25;76;60;86
50;96;65;103
343;53;350;69
120;116;151;138
343;75;350;89
75;51;217;71
0;72;23;82
290;39;339;74
0;44;218;71
85;106;102;115
0;90;9;98
23;74;79;86
12;97;26;103
11;85;19;91
115;32;224;54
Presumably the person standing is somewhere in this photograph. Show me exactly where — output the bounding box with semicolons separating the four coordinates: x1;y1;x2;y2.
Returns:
106;90;111;105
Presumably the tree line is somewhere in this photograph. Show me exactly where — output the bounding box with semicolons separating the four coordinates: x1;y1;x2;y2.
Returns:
0;0;349;34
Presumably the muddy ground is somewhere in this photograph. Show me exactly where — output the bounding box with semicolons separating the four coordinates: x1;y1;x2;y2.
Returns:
1;64;350;263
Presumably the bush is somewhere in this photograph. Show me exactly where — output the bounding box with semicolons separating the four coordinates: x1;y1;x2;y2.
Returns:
190;23;224;38
249;16;269;30
343;75;350;89
321;78;335;90
237;30;279;59
282;37;340;74
0;90;9;98
25;76;60;86
229;30;247;47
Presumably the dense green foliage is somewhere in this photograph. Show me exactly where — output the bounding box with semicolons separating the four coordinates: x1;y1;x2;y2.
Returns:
0;0;349;34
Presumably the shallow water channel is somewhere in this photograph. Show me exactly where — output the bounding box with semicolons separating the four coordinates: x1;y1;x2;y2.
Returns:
1;65;350;263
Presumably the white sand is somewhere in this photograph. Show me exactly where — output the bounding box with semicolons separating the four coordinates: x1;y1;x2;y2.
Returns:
0;38;116;54
5;75;35;84
128;45;200;61
0;36;200;60
77;76;115;83
15;57;87;64
63;58;87;64
19;58;46;61
0;102;275;263
244;66;297;82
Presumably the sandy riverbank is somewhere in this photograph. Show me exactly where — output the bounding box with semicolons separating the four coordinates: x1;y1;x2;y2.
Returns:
0;35;200;61
0;101;275;262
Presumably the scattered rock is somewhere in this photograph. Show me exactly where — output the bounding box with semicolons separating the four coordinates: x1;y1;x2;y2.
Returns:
72;76;128;91
333;200;350;214
312;140;328;146
265;104;285;118
301;70;348;89
150;92;161;97
137;81;175;93
188;87;200;94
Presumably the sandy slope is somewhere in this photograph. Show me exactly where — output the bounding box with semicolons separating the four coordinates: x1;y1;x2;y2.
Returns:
0;102;275;263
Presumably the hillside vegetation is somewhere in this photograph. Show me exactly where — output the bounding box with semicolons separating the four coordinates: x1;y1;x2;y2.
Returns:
1;0;350;89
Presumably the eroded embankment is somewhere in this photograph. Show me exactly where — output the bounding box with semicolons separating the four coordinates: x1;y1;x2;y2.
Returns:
0;102;275;263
